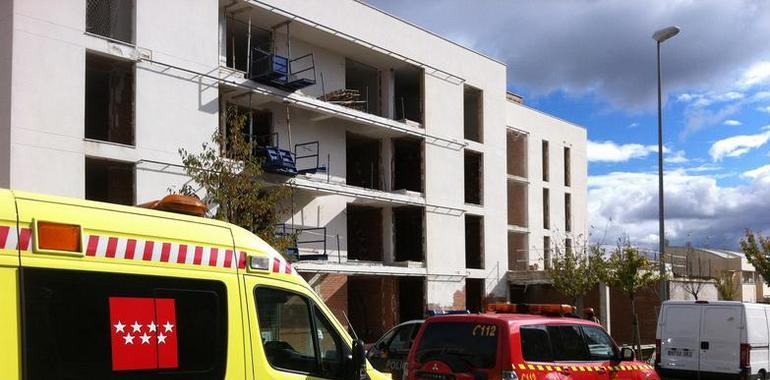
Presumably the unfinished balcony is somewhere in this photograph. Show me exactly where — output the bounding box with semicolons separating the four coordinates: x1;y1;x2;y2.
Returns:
217;2;460;149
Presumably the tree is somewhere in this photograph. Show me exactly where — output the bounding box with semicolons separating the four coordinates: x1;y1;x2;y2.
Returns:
714;270;739;301
741;230;770;286
600;242;662;356
175;104;293;252
546;238;603;310
679;247;711;301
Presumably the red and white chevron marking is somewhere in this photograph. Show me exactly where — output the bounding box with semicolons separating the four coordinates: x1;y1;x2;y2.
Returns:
0;225;295;274
0;225;32;251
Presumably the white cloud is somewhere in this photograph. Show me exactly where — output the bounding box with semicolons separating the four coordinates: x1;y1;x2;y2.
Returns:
744;164;770;180
708;129;770;161
739;61;770;88
368;0;770;112
723;119;742;126
589;167;770;249
758;106;770;113
667;150;689;164
751;92;770;102
587;140;658;163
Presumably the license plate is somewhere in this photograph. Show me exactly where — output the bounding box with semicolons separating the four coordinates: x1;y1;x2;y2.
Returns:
667;349;693;357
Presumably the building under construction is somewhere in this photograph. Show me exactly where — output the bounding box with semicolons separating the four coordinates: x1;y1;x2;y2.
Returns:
0;0;587;341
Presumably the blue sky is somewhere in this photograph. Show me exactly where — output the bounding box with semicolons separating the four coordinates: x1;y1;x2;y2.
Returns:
367;0;770;249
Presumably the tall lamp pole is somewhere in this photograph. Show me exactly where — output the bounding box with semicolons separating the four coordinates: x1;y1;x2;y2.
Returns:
652;26;680;301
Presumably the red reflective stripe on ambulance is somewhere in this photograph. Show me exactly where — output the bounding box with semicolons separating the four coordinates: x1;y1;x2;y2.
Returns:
160;242;171;263
106;237;118;258
193;246;203;265
142;241;154;261
284;262;292;274
18;228;31;251
272;258;281;273
0;226;9;249
125;239;137;260
238;251;247;269
223;249;233;268
208;247;218;267
176;244;187;264
86;235;99;256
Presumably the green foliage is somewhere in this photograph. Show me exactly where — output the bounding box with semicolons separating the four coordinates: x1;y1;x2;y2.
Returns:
714;270;739;301
599;241;663;355
175;104;293;252
600;244;662;299
741;230;770;287
546;240;603;306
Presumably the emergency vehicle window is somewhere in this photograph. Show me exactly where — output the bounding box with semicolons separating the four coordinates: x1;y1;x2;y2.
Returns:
520;326;554;362
314;306;345;378
414;322;498;369
255;287;316;374
581;325;616;360
22;267;228;380
388;325;414;353
546;325;590;361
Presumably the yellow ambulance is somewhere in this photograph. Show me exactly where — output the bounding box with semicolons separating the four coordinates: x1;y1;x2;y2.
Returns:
0;189;386;380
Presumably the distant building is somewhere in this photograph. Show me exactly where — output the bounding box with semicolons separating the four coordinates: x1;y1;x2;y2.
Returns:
668;245;770;303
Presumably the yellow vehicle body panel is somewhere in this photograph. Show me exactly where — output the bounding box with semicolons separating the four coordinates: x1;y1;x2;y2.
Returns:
0;189;386;380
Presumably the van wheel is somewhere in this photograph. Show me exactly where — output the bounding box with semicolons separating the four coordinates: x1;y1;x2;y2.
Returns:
760;370;767;380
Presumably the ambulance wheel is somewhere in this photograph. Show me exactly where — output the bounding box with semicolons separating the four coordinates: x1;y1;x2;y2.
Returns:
759;370;766;380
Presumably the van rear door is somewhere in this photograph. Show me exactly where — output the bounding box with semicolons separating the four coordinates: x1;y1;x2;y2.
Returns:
699;305;741;374
659;304;701;372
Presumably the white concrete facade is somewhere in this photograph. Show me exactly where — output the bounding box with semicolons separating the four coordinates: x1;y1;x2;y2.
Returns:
0;0;586;314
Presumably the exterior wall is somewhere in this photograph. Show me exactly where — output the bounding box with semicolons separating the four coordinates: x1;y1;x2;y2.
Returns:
0;0;11;187
2;0;587;328
6;0;219;200
506;101;588;269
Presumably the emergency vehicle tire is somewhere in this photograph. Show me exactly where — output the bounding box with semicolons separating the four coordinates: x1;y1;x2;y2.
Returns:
760;370;766;380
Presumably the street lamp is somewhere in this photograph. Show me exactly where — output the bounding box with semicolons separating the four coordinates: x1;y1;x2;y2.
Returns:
653;26;680;301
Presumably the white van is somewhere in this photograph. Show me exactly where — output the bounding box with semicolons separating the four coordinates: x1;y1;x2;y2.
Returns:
656;300;770;380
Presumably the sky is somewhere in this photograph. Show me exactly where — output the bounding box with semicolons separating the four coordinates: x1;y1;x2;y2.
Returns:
365;0;770;250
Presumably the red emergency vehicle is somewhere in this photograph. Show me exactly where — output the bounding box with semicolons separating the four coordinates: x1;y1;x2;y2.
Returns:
405;303;659;380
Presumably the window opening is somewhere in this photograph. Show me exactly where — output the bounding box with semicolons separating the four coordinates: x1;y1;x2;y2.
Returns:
543;189;551;230
392;138;423;192
393;206;424;262
506;129;527;177
507;181;527;227
565;193;572;233
464;151;483;205
86;0;134;43
85;157;135;206
508;232;529;271
564;146;571;186
542;140;549;182
346;205;383;261
86;53;134;145
346;133;381;190
463;85;483;142
465;215;483;269
394;66;423;123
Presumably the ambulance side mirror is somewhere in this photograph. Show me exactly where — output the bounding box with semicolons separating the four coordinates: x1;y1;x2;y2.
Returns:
620;347;635;361
350;339;367;380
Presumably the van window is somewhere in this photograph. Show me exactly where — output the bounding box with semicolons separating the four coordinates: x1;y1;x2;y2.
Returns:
22;267;227;380
414;322;499;369
255;287;348;378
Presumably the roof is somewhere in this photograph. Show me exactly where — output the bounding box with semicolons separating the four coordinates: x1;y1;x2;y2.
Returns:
5;189;300;280
353;1;506;66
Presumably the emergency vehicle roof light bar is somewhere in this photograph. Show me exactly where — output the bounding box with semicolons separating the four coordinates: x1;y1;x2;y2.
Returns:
487;303;576;316
137;194;208;217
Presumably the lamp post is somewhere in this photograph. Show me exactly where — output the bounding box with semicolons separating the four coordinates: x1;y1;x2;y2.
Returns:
652;26;680;301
